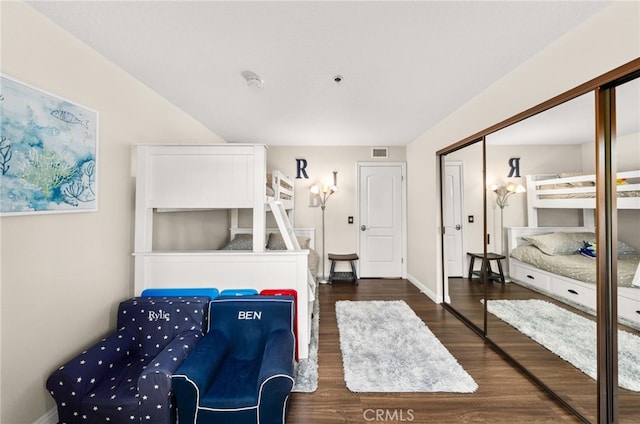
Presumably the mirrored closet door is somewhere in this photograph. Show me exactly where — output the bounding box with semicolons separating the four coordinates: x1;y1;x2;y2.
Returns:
484;92;598;421
441;140;485;331
439;63;640;423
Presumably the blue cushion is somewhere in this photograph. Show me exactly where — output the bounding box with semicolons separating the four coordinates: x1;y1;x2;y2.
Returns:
141;287;219;299
219;288;258;297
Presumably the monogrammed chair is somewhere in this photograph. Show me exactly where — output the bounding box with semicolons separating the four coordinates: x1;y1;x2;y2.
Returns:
47;296;210;424
172;295;296;424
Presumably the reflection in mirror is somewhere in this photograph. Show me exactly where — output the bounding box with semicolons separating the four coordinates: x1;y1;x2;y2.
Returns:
441;141;486;330
614;76;640;424
485;92;598;421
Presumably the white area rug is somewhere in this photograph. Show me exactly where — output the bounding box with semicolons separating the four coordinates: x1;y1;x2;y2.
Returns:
292;293;319;392
486;299;640;392
335;300;478;393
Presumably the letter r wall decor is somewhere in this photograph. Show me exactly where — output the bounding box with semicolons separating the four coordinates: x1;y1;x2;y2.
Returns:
0;75;98;215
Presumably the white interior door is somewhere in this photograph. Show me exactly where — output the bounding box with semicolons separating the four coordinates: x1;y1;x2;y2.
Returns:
444;162;465;276
358;164;404;278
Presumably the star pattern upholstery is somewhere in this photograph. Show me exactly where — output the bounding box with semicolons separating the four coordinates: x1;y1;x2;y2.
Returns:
47;296;210;424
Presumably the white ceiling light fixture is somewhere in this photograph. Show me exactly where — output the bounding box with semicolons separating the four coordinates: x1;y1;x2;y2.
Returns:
241;70;263;91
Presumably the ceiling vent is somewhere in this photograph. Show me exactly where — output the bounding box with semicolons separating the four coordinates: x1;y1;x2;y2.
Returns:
371;147;388;159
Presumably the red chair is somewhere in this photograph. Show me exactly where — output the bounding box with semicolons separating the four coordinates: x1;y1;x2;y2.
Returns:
260;289;298;361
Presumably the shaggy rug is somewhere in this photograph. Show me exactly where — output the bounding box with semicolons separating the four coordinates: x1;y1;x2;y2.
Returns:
486;299;640;392
292;293;319;392
335;300;477;393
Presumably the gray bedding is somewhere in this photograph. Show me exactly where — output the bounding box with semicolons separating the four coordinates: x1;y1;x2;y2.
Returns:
511;245;640;288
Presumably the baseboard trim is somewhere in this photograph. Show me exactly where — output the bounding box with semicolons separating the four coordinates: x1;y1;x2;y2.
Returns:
406;273;444;303
33;407;57;424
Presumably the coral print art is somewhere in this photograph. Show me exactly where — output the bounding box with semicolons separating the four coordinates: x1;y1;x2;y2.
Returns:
0;75;98;215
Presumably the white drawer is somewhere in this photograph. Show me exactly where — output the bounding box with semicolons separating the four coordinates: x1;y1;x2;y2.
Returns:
618;295;640;325
510;261;550;291
550;278;595;309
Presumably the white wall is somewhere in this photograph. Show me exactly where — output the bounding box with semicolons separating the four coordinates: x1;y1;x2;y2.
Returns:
406;2;640;302
266;146;406;277
0;3;225;423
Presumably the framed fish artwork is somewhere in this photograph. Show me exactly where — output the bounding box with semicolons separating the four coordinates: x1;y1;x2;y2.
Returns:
0;74;98;215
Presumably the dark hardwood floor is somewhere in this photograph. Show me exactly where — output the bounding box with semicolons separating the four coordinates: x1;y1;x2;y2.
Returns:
448;276;640;424
286;279;583;423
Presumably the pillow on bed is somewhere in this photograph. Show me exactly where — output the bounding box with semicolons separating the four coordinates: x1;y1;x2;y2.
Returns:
307;248;319;277
565;231;597;245
266;233;310;250
565;231;636;256
522;232;583;255
221;234;254;250
557;172;595;187
618;240;638;255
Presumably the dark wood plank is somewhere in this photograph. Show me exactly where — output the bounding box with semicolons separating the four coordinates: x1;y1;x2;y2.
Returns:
286;279;584;423
448;277;640;424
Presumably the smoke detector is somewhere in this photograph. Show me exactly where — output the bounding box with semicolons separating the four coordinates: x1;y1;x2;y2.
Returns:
241;70;263;91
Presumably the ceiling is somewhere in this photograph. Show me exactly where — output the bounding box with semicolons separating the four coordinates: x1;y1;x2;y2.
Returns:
28;1;612;147
489;77;640;145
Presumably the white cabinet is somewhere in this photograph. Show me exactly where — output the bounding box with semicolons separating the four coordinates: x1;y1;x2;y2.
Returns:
510;261;550;292
510;259;640;328
549;278;596;309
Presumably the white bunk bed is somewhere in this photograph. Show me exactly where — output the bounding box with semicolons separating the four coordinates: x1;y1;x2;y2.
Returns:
507;227;640;328
133;144;314;358
525;170;640;226
509;168;640;329
267;170;294;208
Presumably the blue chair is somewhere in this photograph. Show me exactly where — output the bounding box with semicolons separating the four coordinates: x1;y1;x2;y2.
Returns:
260;289;299;361
172;295;295;424
141;287;219;300
219;288;258;297
47;296;210;424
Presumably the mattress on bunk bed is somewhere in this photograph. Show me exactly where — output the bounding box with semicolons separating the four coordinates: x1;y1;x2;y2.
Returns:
537;172;640;199
538;191;640;199
510;244;640;287
221;232;320;278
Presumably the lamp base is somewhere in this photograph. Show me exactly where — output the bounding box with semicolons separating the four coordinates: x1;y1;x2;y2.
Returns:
317;279;330;285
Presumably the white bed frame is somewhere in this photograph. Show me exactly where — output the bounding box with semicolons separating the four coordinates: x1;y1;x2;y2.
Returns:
525;170;640;226
507;226;640;327
268;170;295;209
133;144;313;358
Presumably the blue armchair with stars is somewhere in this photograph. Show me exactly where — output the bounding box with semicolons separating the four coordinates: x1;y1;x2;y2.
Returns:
47;296;211;424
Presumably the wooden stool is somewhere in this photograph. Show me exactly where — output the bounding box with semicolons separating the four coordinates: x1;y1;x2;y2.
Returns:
328;253;359;285
467;252;506;284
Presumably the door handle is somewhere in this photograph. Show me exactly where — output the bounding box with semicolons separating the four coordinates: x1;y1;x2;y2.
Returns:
455;224;461;230
360;225;367;231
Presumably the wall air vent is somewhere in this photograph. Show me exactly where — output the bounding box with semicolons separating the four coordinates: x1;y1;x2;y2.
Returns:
371;147;388;158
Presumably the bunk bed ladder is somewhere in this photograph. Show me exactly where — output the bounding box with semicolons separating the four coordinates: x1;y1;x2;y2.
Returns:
269;200;300;250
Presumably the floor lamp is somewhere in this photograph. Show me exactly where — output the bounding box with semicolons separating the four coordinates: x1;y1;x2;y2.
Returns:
310;172;338;284
490;182;526;256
